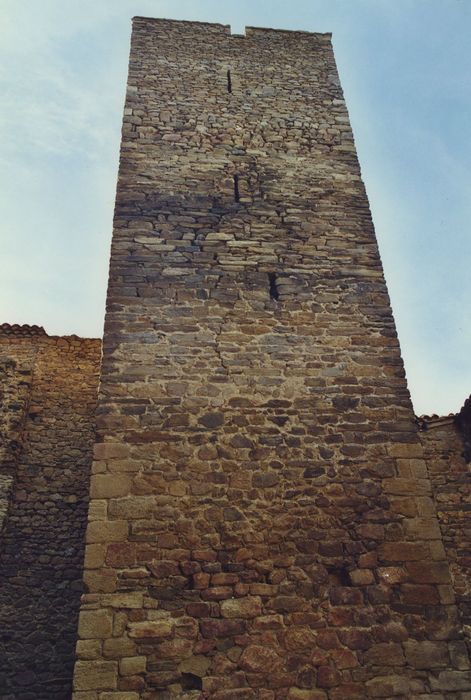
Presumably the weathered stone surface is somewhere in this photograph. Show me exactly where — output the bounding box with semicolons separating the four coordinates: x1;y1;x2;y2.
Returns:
434;670;471;691
199;618;246;638
220;596;262;618
365;675;410;697
0;327;100;698
419;414;471;641
239;645;282;672
128;620;173;639
74;660;118;691
78;609;113;639
364;643;405;667
119;656;147;675
403;641;449;669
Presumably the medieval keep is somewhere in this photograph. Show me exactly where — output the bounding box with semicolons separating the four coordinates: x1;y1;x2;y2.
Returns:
0;17;470;700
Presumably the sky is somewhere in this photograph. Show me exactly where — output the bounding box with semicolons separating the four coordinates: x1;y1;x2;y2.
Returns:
1;0;470;416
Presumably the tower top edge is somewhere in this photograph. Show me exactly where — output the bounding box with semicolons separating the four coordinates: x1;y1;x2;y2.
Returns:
132;16;231;32
132;16;332;40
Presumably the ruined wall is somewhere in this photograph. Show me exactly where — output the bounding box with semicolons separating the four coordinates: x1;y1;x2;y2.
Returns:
0;324;101;699
72;18;470;700
418;413;471;656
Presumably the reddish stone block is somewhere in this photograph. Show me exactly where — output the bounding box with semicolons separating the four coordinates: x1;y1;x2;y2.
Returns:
316;630;340;650
311;649;330;666
270;596;303;612
317;666;341;688
285;627;317;650
105;543;136;567
406;561;451;584
401;584;440;605
199;619;246;638
379;542;429;562
328;608;355;626
118;675;146;691
155;637;193;659
186;602;211;618
148;559;180;577
201;586;233;600
180;560;201;575
338;629;373;651
211;572;239;585
364;643;405;666
330;648;358;669
239;645;282;673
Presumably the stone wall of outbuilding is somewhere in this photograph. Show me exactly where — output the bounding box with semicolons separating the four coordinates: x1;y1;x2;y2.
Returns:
0;324;101;699
418;410;471;658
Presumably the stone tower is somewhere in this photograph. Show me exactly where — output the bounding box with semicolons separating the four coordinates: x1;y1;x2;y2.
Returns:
73;18;470;699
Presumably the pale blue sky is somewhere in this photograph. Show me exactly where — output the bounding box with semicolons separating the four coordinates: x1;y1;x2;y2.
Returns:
1;0;470;415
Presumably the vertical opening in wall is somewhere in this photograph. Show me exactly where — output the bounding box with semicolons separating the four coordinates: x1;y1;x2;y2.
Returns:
227;69;232;93
181;673;203;690
268;272;279;301
230;23;246;36
233;175;240;202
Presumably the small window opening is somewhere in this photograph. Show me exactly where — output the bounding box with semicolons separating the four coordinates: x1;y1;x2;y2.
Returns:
227;69;232;93
233;175;240;202
268;272;279;301
328;565;352;587
181;673;203;690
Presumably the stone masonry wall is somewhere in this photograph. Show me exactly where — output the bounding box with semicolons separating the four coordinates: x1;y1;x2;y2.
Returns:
0;324;101;699
72;18;470;700
418;415;471;653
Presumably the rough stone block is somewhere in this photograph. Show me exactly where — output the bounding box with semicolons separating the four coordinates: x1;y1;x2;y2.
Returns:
365;675;410;697
239;645;282;672
406;561;451;584
85;544;106;569
90;474;131;499
83;569;117;593
103;637;136;658
220;596;262;618
86;520;128;544
93;443;129;460
119;656;147;675
403;641;449;669
78;609;113;639
379;542;429;562
365;643;405;666
73;660;118;691
128;620;173;639
76;639;102;660
435;670;471;691
101;592;143;608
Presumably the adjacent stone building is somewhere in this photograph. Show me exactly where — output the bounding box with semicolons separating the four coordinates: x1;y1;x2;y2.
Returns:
0;324;101;699
0;16;470;700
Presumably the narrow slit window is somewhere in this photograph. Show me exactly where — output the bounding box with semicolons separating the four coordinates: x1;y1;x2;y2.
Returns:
233;175;240;202
227;69;232;93
268;272;279;301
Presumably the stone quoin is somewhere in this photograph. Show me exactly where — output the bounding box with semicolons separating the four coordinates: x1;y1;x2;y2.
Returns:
0;17;470;700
